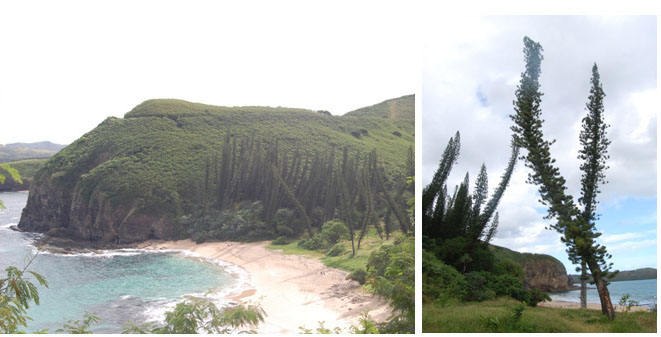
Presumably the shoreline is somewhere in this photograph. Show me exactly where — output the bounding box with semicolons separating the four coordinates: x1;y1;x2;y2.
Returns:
133;239;391;334
539;299;651;312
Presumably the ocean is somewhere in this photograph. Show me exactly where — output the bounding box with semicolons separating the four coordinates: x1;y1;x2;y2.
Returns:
0;191;248;333
550;277;657;309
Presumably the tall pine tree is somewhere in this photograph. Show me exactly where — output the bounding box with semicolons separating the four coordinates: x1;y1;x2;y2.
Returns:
510;36;616;319
577;63;611;309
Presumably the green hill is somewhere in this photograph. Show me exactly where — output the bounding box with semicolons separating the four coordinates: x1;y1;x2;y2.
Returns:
569;267;657;284
344;95;414;120
5;141;66;152
0;144;61;163
0;158;48;191
18;96;414;245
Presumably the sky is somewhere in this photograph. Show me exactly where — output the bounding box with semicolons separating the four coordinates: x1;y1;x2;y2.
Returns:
0;0;417;145
422;16;657;273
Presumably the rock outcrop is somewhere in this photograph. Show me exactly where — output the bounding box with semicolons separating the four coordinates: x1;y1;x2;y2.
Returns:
490;244;574;292
520;259;573;292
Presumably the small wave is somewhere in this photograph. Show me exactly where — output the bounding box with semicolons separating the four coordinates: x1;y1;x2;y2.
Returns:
0;223;17;229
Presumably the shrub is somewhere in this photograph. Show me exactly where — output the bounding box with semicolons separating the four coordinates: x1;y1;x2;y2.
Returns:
464;271;496;302
422;250;466;303
347;269;368;285
297;234;324;250
320;220;349;246
494;258;525;281
272;236;290;245
326;243;346;257
527;288;551;307
350;131;362;139
276;225;294;237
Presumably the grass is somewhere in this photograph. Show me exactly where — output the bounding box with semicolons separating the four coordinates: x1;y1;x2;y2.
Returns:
423;297;657;333
267;228;402;273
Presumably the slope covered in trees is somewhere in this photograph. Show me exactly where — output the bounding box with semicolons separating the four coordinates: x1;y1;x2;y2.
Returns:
17;96;414;246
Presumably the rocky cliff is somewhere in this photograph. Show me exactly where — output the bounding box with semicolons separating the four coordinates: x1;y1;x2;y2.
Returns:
491;244;574;292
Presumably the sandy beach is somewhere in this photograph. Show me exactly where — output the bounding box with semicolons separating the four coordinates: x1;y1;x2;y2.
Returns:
539;300;651;312
133;239;391;334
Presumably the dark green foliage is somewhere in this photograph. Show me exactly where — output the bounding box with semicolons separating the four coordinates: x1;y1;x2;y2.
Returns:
325;243;346;257
297;235;325;250
493;258;526;281
366;236;414;333
509;36;615;318
181;201;268;243
422;131;518;273
271;236;291;245
346;269;368;285
527;288;551;307
422;250;467;304
463;271;497;302
320;220;350;246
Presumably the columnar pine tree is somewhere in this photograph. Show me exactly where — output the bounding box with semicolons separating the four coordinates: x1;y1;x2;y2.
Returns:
510;36;616;319
577;63;611;309
422;131;518;272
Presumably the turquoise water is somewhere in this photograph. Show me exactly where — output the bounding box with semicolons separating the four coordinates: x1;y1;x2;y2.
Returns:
550;279;657;309
0;192;244;333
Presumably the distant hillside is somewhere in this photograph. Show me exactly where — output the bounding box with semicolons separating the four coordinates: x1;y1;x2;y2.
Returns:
569;268;657;284
6;141;66;152
19;97;414;245
344;95;414;120
490;244;573;292
0;158;48;191
0;141;66;163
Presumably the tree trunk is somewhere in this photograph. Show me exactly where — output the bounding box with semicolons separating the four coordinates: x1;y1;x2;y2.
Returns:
587;259;615;319
580;260;587;309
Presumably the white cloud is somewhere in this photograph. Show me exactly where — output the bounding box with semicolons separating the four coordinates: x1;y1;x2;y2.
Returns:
601;232;645;243
423;16;657;271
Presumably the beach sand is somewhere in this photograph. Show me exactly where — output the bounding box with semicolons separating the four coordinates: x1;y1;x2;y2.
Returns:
133;239;391;334
539;300;650;312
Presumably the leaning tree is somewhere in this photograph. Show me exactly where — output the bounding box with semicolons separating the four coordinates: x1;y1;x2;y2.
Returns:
510;36;616;319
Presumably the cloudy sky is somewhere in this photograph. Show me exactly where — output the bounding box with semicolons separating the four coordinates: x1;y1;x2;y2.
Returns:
0;1;416;145
422;16;656;272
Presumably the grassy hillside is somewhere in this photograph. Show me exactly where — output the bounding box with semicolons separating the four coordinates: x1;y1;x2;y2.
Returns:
5;141;66;152
490;244;564;266
0;145;57;163
570;268;657;284
344;95;414;120
20;96;414;243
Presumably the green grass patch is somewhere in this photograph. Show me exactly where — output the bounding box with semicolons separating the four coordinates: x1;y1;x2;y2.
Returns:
267;228;402;273
423;297;657;333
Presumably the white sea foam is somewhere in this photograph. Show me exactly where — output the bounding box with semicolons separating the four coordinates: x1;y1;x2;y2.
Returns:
137;249;253;326
0;222;17;229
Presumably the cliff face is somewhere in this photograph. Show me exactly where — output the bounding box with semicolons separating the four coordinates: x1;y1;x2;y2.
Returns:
490;244;573;292
18;97;414;245
520;259;572;292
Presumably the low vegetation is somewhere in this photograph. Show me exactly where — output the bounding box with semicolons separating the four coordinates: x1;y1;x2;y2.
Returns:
423;298;656;333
